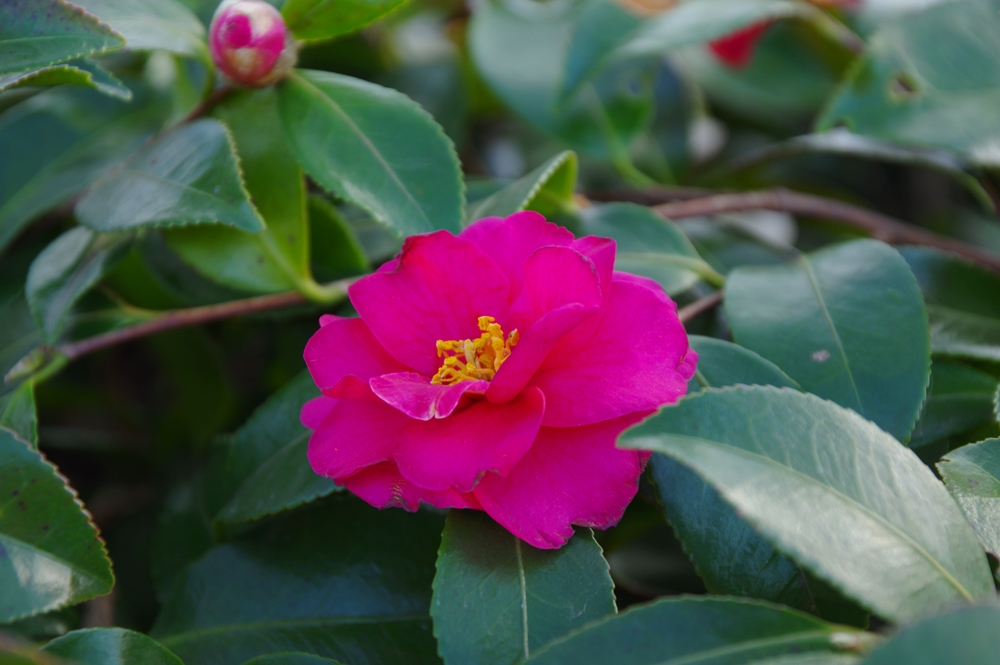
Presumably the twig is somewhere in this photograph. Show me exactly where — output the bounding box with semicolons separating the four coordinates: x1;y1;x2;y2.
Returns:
183;85;233;123
648;188;1000;274
57;281;351;363
678;291;723;323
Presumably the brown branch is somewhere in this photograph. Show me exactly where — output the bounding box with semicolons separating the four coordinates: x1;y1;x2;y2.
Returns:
678;291;723;324
650;188;1000;274
57;282;351;363
183;85;233;123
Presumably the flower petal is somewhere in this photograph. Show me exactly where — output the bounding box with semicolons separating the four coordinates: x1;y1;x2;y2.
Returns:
486;303;600;405
307;394;410;480
343;461;481;511
394;387;545;492
300;394;336;429
474;414;649;549
304;316;409;396
508;246;603;330
460;211;575;301
530;274;694;427
370;372;489;420
349;231;511;376
572;235;615;304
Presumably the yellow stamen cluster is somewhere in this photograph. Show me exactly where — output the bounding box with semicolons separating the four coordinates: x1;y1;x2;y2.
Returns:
431;316;519;385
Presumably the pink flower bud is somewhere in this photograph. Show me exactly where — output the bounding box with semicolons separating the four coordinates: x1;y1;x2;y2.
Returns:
209;0;297;87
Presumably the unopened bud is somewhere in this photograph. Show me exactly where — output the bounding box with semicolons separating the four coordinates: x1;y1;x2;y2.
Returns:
209;0;297;87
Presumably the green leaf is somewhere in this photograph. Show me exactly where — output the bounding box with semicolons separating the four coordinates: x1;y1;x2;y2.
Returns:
308;196;370;282
149;474;214;601
818;0;1000;160
210;372;338;533
900;247;1000;362
687;335;800;394
0;381;37;448
464;151;577;225
282;0;408;41
26;227;132;344
166;89;312;295
242;656;346;665
859;604;1000;665
77;118;265;234
725;239;930;442
0;291;42;398
278;70;464;237
70;0;208;61
622;386;994;623
41;628;182;665
562;0;812;99
152;497;443;665
0;0;124;77
910;361;998;448
573;202;717;295
0;88;161;254
0;59;131;101
0;430;114;623
432;510;615;665
938;438;1000;558
523;596;871;665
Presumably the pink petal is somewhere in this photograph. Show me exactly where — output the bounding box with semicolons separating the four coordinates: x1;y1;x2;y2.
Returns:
474;414;649;549
571;236;615;304
349;232;511;376
343;462;481;511
304;316;409;395
460;211;575;301
300;395;336;429
508;246;603;330
307;395;410;480
530;274;693;427
394;387;545;492
486;303;600;405
369;372;489;420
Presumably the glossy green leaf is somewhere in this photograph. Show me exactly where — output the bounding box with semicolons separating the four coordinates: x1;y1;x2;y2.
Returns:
0;59;131;101
211;372;338;532
524;596;871;665
432;510;615;665
166;89;312;294
0;430;114;622
818;0;1000;160
910;361;998;448
77;118;264;234
469;0;654;163
0;291;42;398
0;0;123;76
656;339;863;625
149;475;214;601
622;386;994;623
26;227;132;344
0;640;65;665
70;0;208;61
574;202;716;295
0;381;36;448
153;497;443;665
900;247;1000;362
859;603;1000;665
725;239;930;442
562;0;811;99
308;196;369;282
938;438;1000;558
687;336;800;394
242;655;345;665
0;88;160;254
278;69;464;237
42;628;182;665
282;0;408;41
465;151;577;225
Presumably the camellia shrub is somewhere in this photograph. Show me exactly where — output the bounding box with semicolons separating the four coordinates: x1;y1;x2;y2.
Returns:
4;0;1000;663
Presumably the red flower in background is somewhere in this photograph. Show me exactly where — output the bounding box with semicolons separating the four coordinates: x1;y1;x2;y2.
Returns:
301;212;696;548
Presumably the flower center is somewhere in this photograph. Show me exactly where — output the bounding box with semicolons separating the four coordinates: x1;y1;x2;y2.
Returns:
431;316;519;385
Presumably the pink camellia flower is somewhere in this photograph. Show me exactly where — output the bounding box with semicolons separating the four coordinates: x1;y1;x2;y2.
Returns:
209;0;297;87
301;212;697;548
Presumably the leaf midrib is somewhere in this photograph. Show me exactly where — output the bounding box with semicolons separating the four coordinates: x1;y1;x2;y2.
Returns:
654;434;976;602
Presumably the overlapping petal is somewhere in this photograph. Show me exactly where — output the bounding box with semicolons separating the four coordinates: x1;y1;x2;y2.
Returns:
304;316;409;396
343;462;481;511
370;372;489;420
